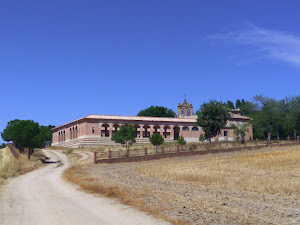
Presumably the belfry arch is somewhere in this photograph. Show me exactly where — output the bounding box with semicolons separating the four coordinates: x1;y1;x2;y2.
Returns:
178;97;193;118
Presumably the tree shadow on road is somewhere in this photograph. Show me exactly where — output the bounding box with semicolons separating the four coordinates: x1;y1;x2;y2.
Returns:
41;157;59;164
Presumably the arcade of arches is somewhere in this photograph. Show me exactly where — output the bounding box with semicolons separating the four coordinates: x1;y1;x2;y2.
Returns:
54;121;201;144
52;99;252;148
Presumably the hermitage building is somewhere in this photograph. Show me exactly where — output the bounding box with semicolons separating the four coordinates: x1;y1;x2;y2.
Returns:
51;99;253;148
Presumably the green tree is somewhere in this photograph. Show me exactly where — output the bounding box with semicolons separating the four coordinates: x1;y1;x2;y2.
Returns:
149;133;164;153
235;99;258;116
235;95;300;140
251;95;281;140
0;143;6;149
37;125;55;147
283;96;300;139
12;120;40;159
137;106;176;117
199;134;205;142
230;123;249;143
1;119;54;159
111;125;136;149
196;100;231;144
1;119;21;143
225;100;235;109
177;136;186;150
31;125;54;149
2;119;25;152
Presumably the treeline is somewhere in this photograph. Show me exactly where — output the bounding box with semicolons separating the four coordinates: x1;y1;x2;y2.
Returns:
137;106;176;117
225;95;300;140
1;120;54;159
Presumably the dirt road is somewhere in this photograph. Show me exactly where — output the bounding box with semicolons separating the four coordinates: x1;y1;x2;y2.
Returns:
0;150;169;225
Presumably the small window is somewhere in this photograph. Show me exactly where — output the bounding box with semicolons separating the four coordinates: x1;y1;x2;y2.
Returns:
224;131;228;136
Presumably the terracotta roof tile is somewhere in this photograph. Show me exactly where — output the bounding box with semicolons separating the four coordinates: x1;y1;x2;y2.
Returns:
52;113;251;131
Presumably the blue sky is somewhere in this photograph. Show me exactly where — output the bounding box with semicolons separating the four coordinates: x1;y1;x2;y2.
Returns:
1;1;300;141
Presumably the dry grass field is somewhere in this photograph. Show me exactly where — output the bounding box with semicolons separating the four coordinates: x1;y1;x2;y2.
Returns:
64;145;300;224
137;146;300;196
0;147;45;191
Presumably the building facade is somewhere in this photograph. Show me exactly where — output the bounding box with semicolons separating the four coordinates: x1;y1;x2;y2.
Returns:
51;99;253;148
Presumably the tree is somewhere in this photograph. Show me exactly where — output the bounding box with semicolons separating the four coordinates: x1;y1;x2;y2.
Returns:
235;99;258;116
251;95;281;140
225;100;235;109
283;96;300;139
111;125;136;149
199;134;205;142
37;125;55;147
12;120;40;159
149;133;164;153
235;95;300;140
137;106;176;117
196;100;231;144
230;123;249;143
0;143;6;149
1;119;21;143
177;136;186;150
1;119;54;159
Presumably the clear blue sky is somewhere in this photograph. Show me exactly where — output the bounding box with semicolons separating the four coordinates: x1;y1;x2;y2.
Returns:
1;1;300;141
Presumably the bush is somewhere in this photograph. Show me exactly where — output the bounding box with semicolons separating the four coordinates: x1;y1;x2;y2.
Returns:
149;133;164;153
63;149;73;154
199;134;205;142
67;149;73;154
178;136;186;150
188;144;198;151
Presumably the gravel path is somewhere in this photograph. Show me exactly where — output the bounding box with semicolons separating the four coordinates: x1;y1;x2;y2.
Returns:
0;150;169;225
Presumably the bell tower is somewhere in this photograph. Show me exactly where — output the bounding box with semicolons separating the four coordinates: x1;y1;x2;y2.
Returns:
178;97;194;118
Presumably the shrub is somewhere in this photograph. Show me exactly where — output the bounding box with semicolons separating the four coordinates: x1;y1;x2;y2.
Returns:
199;134;205;142
67;149;73;154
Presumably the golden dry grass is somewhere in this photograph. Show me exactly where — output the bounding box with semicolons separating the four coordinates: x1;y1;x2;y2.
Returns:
63;145;300;224
0;147;46;191
137;146;300;197
0;148;3;165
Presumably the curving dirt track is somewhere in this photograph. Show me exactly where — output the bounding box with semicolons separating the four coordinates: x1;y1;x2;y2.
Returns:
0;150;169;225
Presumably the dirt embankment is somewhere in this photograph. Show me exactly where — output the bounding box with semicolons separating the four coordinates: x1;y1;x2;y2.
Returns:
0;147;45;191
64;146;300;224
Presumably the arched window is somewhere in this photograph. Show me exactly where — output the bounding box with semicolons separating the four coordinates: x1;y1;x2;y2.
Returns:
192;127;199;131
182;126;189;131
